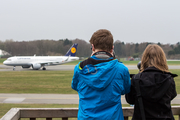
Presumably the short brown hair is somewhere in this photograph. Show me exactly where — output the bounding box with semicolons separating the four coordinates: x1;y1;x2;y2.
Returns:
140;44;169;73
89;29;113;52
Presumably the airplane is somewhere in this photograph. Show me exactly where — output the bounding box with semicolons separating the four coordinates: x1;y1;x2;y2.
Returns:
3;43;79;70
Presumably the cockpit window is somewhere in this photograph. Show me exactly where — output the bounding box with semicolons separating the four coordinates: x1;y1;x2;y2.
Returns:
7;59;11;61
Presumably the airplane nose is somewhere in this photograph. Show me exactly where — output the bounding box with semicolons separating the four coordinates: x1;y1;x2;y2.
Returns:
3;61;7;65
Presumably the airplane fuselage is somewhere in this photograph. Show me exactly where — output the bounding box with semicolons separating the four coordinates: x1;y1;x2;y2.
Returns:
3;56;79;70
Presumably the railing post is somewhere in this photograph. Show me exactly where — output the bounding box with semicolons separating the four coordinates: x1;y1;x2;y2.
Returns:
124;116;128;120
30;118;36;120
62;117;68;120
46;118;52;120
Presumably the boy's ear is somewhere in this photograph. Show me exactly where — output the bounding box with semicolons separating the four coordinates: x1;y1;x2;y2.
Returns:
111;46;114;53
92;44;95;51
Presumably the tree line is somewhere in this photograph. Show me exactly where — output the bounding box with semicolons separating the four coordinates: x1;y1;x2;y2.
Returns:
0;39;180;59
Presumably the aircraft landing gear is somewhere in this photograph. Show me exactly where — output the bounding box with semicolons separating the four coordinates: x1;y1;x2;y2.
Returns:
42;67;46;70
13;66;16;71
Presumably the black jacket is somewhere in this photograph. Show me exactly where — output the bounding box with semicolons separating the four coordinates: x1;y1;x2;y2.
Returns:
125;67;177;120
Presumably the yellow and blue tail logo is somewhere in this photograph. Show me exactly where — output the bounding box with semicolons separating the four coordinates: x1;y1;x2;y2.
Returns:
65;43;78;56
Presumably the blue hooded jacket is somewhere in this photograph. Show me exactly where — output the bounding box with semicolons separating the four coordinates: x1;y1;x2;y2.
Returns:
72;56;131;120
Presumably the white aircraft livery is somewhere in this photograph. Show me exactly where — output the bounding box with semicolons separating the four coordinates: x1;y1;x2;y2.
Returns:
3;43;79;70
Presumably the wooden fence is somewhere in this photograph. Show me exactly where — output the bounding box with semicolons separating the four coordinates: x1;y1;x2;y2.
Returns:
1;106;180;120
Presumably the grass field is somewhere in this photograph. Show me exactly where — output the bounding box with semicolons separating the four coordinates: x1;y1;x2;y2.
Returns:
0;58;6;64
0;71;76;94
0;69;179;94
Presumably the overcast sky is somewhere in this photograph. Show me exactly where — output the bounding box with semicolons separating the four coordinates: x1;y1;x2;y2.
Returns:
0;0;180;44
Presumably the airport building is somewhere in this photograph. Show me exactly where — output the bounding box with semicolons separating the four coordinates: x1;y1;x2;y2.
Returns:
0;49;10;57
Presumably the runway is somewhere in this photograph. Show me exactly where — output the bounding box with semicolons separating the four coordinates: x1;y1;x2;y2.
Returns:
0;93;180;104
0;64;76;71
1;64;180;71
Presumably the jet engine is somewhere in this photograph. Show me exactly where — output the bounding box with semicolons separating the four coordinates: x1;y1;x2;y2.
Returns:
22;66;31;68
32;63;41;70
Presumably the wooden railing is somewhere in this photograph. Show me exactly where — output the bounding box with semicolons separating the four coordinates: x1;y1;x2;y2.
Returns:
1;106;180;120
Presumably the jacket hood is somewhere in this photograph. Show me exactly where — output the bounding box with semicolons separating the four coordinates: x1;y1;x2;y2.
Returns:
78;59;119;90
137;67;177;102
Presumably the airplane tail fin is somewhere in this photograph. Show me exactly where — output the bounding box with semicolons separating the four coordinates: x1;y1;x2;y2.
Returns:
65;43;78;56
